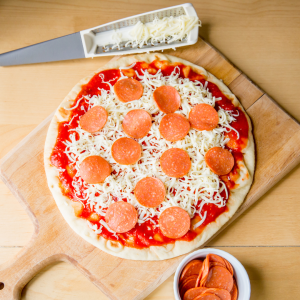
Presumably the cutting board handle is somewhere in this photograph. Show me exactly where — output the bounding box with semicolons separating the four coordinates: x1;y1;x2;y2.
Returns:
0;232;66;300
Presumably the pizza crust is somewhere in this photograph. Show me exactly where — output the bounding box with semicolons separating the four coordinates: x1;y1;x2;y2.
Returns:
44;53;254;260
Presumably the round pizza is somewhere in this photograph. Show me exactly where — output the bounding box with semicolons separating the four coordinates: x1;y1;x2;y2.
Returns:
44;53;254;260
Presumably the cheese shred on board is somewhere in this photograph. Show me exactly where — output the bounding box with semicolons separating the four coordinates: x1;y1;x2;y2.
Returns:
111;15;200;49
64;66;238;229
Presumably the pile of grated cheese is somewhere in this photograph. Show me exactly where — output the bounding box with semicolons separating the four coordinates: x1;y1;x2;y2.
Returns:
63;65;239;232
111;15;200;50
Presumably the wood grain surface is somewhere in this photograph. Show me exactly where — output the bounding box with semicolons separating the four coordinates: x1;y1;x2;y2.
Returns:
0;0;300;299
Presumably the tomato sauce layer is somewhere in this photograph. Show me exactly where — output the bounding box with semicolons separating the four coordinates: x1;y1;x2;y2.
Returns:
50;60;249;249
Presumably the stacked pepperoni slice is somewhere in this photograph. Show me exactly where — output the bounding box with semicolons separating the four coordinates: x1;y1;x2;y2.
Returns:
76;75;236;236
179;254;238;300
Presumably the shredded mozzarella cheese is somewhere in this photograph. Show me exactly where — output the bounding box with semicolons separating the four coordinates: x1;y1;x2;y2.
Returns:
87;221;102;234
111;16;200;50
193;211;207;229
64;66;238;228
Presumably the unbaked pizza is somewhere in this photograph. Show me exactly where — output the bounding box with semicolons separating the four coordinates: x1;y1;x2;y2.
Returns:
44;54;254;260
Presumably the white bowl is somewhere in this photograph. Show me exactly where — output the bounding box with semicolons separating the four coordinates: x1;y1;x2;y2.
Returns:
174;248;251;300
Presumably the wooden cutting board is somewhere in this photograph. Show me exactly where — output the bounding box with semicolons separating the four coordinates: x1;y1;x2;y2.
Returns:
1;37;300;300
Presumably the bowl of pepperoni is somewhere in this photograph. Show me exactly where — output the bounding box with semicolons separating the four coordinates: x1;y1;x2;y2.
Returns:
174;248;250;300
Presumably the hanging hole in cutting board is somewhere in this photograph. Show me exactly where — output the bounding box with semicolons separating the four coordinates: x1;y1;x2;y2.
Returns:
0;282;4;290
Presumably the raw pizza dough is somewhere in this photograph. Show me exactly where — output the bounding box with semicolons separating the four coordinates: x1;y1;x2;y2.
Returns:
44;53;255;260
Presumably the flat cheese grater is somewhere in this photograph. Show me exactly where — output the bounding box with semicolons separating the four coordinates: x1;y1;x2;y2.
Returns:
0;3;198;66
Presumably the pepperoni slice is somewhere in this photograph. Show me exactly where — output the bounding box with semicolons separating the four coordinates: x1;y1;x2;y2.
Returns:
205;147;234;175
79;106;108;133
111;137;141;165
79;156;111;184
180;276;198;299
194;293;220;300
122;109;152;139
179;275;198;290
223;259;234;276
230;281;238;300
180;260;203;283
208;254;233;276
201;288;231;300
209;262;226;269
134;177;165;208
159;113;190;142
197;256;210;287
105;202;138;233
183;287;208;300
207;254;228;270
189;103;219;131
205;266;233;292
207;254;226;265
114;78;143;103
159;207;190;239
160;148;191;178
153;85;181;113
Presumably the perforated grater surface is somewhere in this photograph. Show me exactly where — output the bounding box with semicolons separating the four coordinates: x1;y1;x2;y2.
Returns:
81;3;199;57
0;3;199;66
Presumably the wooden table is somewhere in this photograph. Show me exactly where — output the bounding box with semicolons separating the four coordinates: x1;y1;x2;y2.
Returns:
0;1;299;299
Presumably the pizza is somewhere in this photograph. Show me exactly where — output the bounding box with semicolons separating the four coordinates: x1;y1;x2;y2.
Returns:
44;53;254;260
